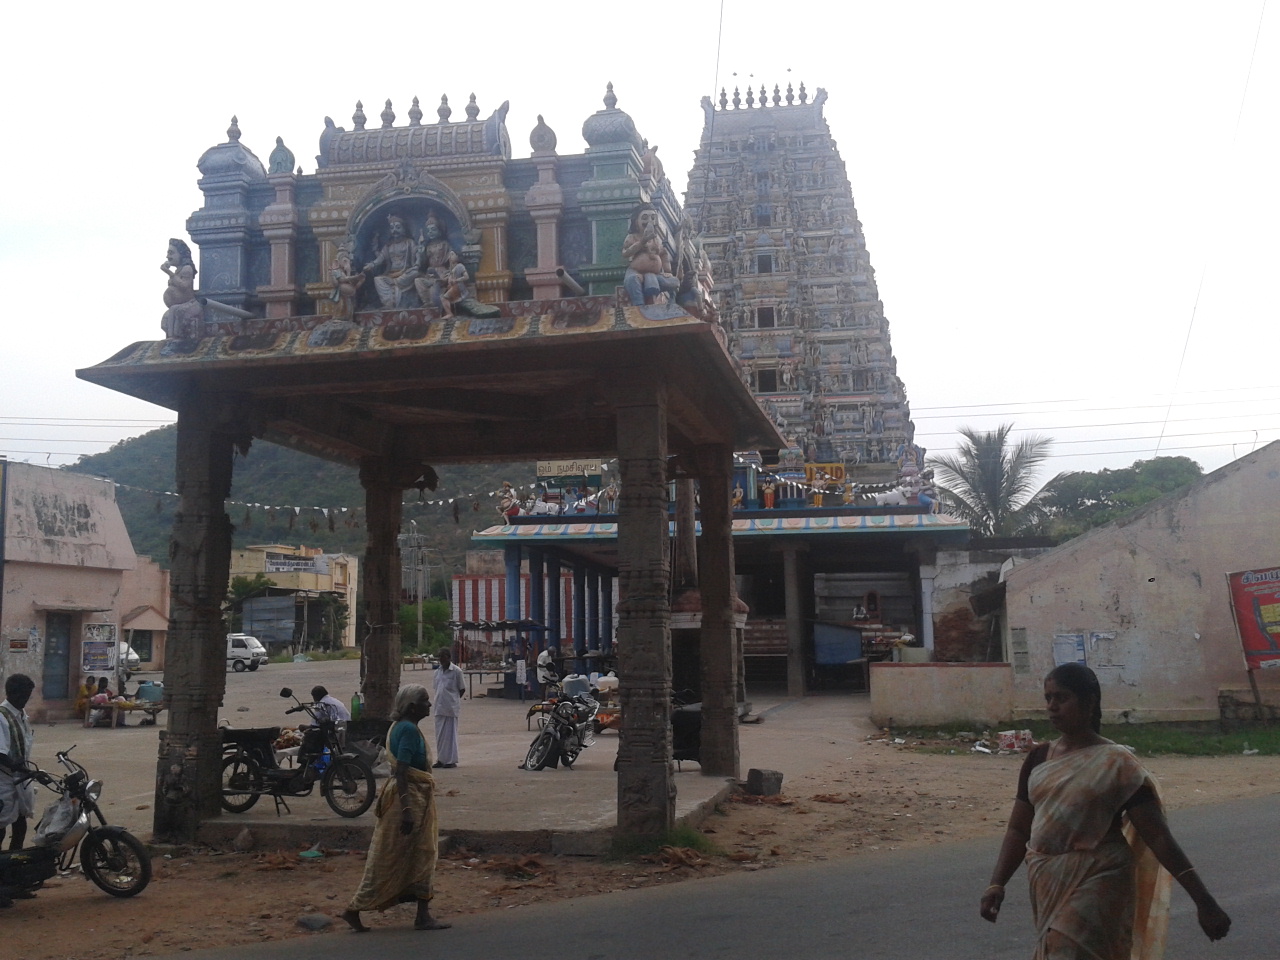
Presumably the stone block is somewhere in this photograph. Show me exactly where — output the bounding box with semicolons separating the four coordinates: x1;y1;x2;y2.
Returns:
745;768;783;796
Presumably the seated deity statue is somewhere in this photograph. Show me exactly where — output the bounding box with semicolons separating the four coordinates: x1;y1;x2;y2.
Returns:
160;238;204;337
362;215;419;309
412;214;501;319
622;202;679;306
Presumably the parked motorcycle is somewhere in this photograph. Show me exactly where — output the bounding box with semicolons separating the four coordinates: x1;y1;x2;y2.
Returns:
520;692;599;770
219;687;375;818
0;746;151;900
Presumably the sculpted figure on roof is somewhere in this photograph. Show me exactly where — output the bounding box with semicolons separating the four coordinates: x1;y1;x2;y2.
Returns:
363;215;419;309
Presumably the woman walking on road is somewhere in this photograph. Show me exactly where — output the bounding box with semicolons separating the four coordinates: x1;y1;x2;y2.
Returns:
342;684;450;933
980;663;1231;958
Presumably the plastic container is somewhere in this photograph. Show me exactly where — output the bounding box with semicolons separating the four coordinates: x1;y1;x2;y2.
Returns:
561;674;590;697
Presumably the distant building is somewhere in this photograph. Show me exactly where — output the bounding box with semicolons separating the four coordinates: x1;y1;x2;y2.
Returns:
0;461;170;721
683;84;919;479
229;544;357;649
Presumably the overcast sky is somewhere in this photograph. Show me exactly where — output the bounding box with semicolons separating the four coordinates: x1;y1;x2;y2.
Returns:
2;1;1275;487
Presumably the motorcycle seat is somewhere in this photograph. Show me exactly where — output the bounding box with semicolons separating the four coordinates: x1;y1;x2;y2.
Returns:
221;726;282;745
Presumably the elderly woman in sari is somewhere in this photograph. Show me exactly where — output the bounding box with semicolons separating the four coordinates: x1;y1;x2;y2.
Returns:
342;684;450;933
980;663;1230;958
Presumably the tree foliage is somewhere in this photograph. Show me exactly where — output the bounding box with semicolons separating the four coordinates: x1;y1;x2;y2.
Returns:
1043;456;1203;538
927;424;1061;537
398;600;454;654
63;424;533;573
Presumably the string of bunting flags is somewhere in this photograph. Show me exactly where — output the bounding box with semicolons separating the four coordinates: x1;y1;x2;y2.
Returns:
100;453;875;531
104;461;621;530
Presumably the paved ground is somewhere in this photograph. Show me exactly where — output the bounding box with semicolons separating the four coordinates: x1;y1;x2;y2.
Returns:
28;660;868;851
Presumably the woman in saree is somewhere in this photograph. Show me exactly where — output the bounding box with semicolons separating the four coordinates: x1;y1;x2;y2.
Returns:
980;663;1231;959
342;684;450;933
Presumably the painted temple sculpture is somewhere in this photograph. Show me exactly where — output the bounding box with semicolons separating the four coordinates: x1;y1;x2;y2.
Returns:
162;86;711;339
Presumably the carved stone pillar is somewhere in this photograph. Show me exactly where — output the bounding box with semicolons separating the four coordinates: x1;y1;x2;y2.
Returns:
359;458;406;719
783;544;807;697
696;444;739;778
672;479;697;589
153;398;239;842
614;383;674;838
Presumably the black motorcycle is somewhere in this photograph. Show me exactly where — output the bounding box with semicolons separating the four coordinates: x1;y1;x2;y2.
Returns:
219;687;375;818
0;746;151;900
520;693;599;770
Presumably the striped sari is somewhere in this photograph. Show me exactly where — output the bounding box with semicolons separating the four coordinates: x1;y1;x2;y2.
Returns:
1025;743;1171;960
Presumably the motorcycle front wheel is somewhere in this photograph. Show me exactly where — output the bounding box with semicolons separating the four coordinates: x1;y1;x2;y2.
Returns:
82;831;151;897
523;728;558;770
323;756;375;817
221;755;263;813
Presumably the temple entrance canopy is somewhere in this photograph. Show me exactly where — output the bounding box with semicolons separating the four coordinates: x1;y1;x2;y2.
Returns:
81;297;780;843
78;88;781;845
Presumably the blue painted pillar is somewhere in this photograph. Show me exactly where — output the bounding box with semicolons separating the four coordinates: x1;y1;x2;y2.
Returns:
503;544;522;621
503;544;522;698
572;560;588;674
528;549;546;697
587;569;601;655
546;553;563;660
601;574;614;653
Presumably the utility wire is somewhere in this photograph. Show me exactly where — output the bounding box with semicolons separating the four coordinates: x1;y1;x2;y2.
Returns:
1153;0;1270;457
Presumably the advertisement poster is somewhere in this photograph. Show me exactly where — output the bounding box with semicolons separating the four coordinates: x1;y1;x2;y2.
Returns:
1052;634;1087;667
82;640;116;673
1226;567;1280;670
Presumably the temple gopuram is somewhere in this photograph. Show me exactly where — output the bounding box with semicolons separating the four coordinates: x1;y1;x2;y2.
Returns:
683;84;919;484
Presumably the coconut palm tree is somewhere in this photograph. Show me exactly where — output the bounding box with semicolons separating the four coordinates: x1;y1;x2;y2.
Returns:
927;424;1061;537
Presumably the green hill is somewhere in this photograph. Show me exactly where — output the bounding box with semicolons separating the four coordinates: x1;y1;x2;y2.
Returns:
65;426;533;580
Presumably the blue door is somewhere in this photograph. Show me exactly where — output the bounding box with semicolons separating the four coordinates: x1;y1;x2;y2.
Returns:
43;612;73;700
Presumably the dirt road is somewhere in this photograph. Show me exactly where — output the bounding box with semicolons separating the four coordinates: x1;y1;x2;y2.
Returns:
5;668;1277;959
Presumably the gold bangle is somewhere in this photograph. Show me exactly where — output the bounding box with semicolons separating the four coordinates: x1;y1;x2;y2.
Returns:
985;883;1005;893
1176;867;1196;880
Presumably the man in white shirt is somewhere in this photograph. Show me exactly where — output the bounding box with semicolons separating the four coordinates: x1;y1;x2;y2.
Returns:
431;649;466;769
0;674;37;864
536;647;560;697
310;686;351;724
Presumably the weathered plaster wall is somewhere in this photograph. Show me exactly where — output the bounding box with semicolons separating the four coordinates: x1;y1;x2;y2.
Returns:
1;463;146;720
4;463;135;569
1004;443;1280;722
870;662;1013;727
120;556;171;668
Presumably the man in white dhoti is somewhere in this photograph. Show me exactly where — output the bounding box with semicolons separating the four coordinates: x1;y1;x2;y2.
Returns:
431;649;466;769
0;674;37;872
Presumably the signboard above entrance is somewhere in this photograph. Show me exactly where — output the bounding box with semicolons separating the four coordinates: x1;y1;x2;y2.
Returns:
536;460;603;490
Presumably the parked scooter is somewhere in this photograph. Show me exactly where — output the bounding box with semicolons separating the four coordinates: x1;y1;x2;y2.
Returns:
0;746;151;902
520;692;600;770
219;688;375;818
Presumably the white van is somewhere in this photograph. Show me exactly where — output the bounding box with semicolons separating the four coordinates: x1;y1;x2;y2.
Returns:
118;641;142;679
226;633;269;672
